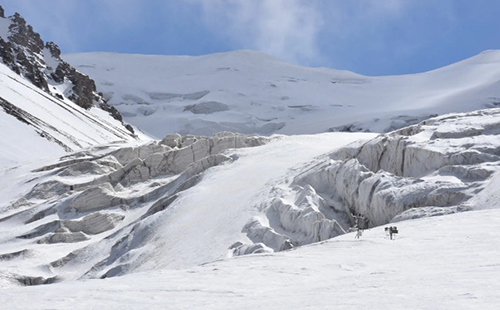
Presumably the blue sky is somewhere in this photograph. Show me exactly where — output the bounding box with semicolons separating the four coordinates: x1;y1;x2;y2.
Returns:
2;0;500;76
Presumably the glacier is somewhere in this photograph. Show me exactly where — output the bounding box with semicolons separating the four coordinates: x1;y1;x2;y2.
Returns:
240;109;500;253
2;108;500;287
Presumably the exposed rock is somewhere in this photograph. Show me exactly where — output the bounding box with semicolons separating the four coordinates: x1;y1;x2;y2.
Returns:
45;41;60;58
124;124;135;134
99;101;124;122
0;8;129;126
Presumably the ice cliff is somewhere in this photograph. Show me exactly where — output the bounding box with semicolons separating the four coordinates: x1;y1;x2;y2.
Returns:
237;108;500;254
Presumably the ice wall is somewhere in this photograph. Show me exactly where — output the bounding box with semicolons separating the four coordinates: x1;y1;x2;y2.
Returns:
239;109;500;254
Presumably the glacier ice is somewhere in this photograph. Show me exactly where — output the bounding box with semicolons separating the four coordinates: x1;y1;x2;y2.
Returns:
0;132;271;283
241;109;500;252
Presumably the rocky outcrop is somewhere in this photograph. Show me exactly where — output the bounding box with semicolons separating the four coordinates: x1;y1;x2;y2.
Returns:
0;13;47;91
0;6;130;130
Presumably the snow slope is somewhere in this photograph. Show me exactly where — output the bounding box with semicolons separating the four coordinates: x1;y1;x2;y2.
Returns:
0;61;138;170
64;49;500;138
0;9;140;171
1;208;499;310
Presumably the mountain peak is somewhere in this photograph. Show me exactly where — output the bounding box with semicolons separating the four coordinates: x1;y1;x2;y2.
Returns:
0;7;130;130
9;11;44;54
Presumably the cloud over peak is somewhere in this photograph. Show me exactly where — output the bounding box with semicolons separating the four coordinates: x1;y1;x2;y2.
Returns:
199;0;323;65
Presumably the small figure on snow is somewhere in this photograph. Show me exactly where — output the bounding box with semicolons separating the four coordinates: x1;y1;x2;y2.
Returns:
352;214;367;239
355;228;363;239
385;226;398;240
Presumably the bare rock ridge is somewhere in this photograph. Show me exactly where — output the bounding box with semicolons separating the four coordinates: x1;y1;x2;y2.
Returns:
0;6;130;131
0;132;270;284
236;109;500;255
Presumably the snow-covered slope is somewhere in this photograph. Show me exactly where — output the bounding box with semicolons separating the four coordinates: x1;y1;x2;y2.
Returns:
2;7;500;306
0;61;138;170
1;108;500;289
1;207;499;309
64;49;500;138
0;9;139;170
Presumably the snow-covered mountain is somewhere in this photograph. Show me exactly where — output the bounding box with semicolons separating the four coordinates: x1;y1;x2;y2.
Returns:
64;49;500;138
0;8;138;169
1;5;500;308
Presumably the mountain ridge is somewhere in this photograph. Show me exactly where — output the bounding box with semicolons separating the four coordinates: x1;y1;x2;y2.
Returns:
0;6;132;128
0;7;139;169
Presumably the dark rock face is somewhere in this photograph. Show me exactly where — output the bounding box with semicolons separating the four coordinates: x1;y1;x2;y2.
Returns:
9;13;44;54
46;41;60;58
98;100;123;122
0;38;16;72
0;5;132;132
0;12;49;91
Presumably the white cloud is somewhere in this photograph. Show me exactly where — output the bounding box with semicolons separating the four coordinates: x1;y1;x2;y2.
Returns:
1;0;458;73
196;0;456;68
198;0;323;65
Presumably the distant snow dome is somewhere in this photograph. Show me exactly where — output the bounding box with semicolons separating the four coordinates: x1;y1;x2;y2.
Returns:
64;49;500;138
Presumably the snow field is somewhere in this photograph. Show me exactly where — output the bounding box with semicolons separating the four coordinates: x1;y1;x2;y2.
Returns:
0;208;499;310
2;39;500;309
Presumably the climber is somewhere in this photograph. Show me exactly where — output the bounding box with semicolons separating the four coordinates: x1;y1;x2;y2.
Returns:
355;227;363;239
385;226;398;240
352;213;366;239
